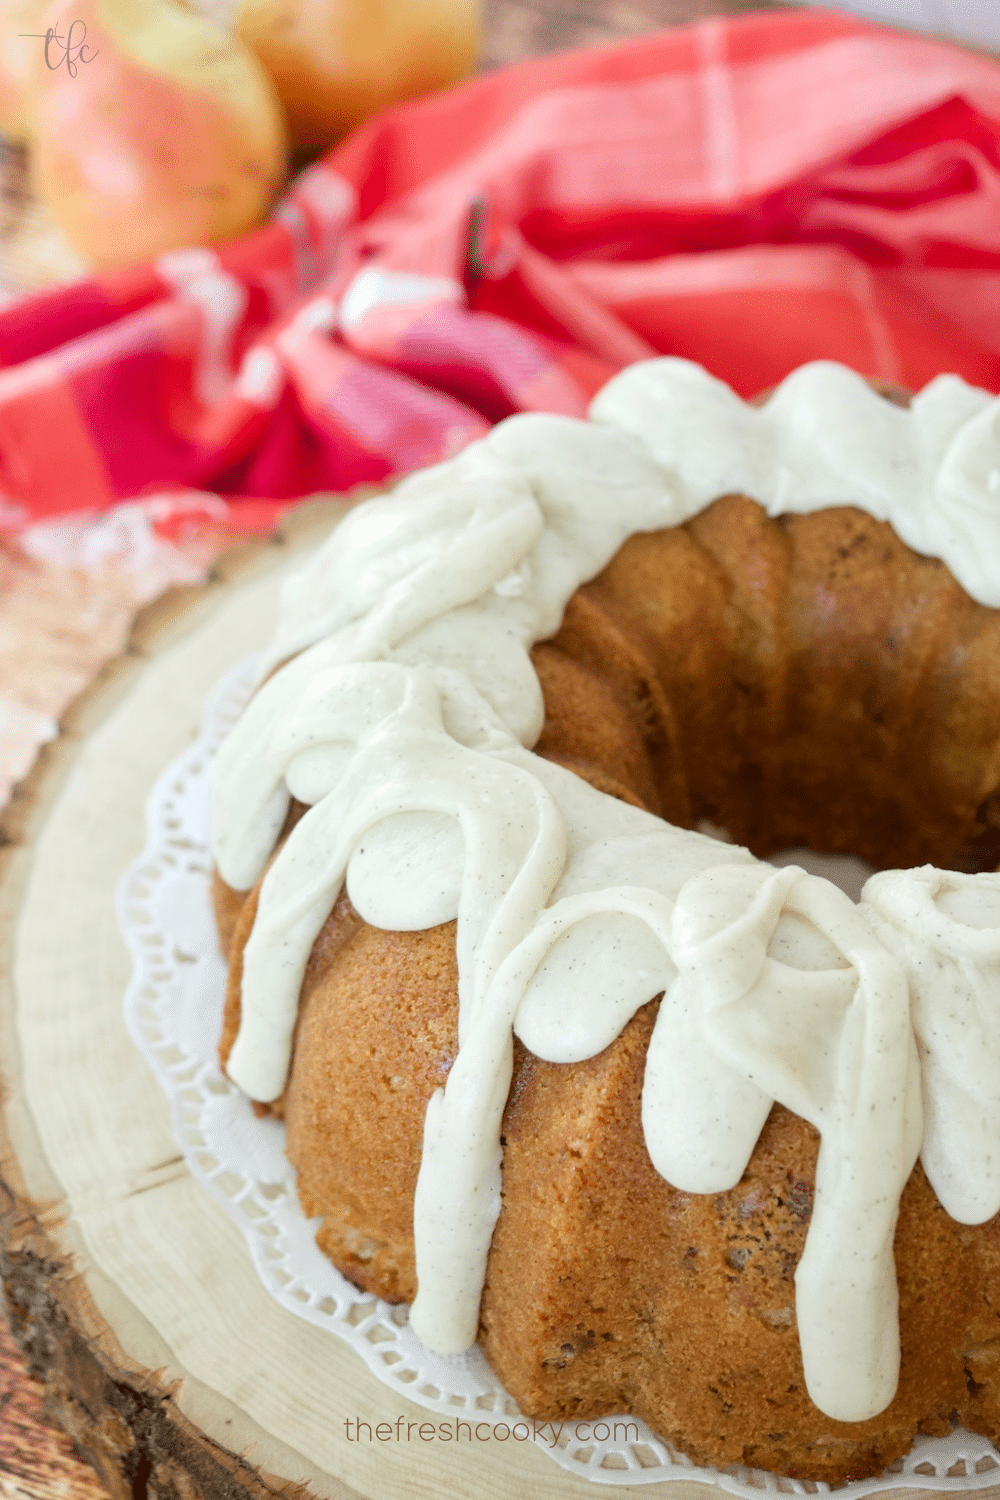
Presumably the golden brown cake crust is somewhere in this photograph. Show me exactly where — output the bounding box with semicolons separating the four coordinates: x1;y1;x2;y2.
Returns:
485;1004;1000;1482
216;496;1000;1481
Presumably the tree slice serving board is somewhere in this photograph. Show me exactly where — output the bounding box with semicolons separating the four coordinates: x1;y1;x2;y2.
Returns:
0;498;991;1500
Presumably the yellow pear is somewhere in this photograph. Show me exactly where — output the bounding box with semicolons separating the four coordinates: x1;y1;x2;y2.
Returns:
30;0;288;270
0;0;52;139
236;0;482;155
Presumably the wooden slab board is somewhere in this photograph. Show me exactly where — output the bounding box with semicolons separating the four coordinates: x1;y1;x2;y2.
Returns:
0;500;994;1500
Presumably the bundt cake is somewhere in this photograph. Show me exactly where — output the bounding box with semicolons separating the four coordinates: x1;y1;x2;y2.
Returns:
210;358;1000;1483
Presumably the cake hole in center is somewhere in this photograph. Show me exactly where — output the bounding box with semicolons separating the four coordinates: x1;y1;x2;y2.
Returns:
698;820;875;903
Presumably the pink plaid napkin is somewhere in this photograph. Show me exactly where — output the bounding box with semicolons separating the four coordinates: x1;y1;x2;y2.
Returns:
1;7;998;530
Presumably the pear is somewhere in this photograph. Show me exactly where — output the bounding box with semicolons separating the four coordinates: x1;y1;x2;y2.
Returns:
30;0;288;270
0;0;51;139
236;0;481;155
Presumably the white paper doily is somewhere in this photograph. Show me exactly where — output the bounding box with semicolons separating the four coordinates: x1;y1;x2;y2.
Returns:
118;656;1000;1495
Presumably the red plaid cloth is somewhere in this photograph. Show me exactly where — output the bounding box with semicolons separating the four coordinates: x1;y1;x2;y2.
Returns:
2;7;1000;534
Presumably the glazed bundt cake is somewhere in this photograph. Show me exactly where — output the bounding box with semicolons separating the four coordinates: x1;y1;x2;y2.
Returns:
210;358;1000;1483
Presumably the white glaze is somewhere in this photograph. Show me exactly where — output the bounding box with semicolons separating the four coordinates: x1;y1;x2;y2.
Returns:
864;868;1000;1226
211;358;1000;1426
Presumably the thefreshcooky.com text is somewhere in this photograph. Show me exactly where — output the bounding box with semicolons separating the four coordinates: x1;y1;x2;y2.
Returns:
342;1417;640;1448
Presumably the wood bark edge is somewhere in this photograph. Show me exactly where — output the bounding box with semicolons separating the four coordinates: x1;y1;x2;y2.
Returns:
0;493;367;1500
